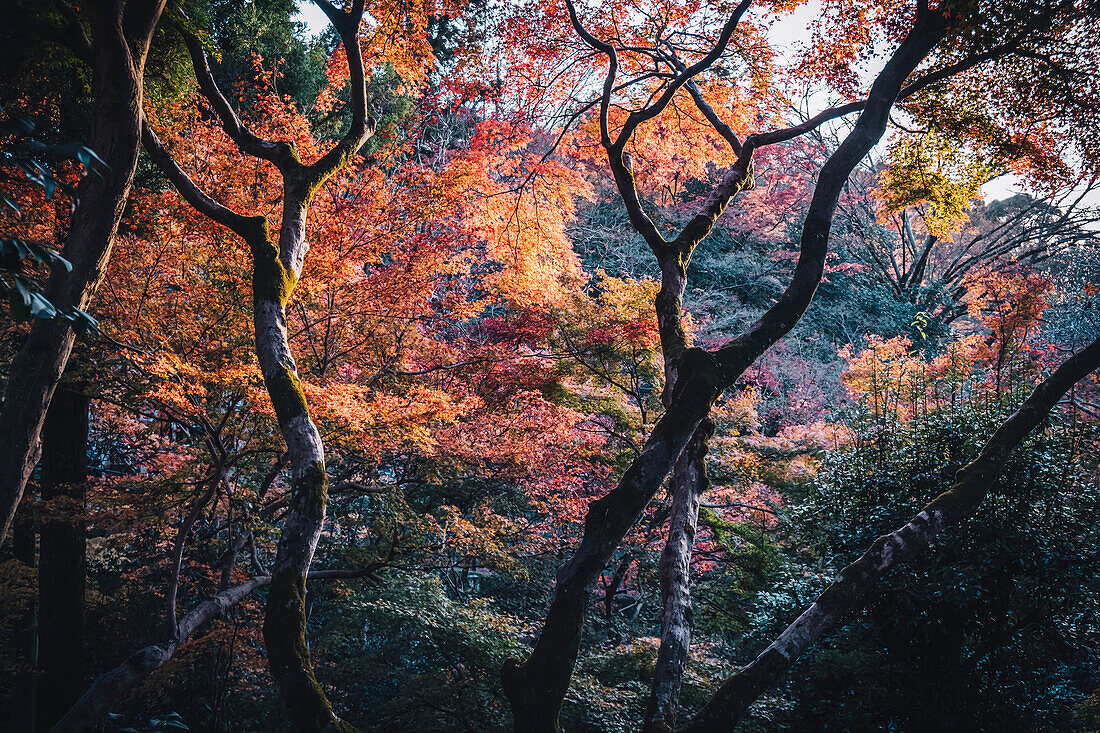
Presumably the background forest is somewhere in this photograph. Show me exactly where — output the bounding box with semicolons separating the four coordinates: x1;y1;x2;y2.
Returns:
1;0;1099;731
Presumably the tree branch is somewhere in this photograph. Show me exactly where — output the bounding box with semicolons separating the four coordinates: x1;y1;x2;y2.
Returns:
681;334;1100;732
49;560;387;732
179;33;301;170
141;121;269;243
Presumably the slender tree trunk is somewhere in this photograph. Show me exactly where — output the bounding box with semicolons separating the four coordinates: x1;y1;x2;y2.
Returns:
252;196;356;732
35;387;89;731
645;240;710;732
140;5;371;722
645;420;713;732
9;506;38;733
165;468;223;637
0;2;165;546
603;554;633;619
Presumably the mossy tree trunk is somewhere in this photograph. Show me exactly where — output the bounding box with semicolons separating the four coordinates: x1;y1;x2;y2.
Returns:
645;420;713;733
141;2;372;729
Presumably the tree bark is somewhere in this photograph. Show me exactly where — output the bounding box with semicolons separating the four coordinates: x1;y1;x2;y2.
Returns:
142;3;372;728
0;1;166;546
36;386;89;731
645;420;714;733
502;356;722;732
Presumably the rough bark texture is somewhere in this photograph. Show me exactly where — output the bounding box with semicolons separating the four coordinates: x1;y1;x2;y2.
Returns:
36;387;90;731
501;355;722;731
502;6;948;730
645;421;714;732
680;334;1100;733
0;1;166;546
142;3;371;728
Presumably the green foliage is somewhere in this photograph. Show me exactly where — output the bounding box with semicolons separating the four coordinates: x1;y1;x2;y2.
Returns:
0;109;100;329
201;0;333;114
880;126;993;236
781;394;1100;731
320;574;527;731
695;506;783;636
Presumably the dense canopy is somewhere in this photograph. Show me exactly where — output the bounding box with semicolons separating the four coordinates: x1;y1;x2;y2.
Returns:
0;0;1098;731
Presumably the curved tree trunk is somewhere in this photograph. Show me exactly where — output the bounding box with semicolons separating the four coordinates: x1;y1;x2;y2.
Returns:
0;1;166;546
251;205;355;732
140;4;372;727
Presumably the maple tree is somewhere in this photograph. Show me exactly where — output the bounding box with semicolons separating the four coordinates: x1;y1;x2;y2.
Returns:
492;0;1100;731
0;1;1099;733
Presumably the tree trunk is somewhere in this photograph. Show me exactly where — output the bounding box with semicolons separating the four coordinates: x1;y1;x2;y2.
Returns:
645;420;713;732
253;197;356;732
501;354;722;732
50;576;269;733
36;387;89;731
503;8;947;729
140;5;371;723
9;506;38;733
0;2;166;546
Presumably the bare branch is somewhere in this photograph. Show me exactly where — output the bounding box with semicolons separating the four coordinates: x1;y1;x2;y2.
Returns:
141;121;268;243
615;0;753;149
303;0;374;188
179;33;301;170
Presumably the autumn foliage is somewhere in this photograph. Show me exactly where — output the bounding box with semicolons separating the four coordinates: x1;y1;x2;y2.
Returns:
0;0;1098;732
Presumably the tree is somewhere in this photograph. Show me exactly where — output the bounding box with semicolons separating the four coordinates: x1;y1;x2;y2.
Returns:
497;0;1100;730
139;1;377;726
2;1;1098;731
0;0;168;545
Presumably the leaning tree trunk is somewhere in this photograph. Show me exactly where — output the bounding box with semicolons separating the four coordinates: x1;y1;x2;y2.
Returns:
36;386;90;731
680;334;1100;732
0;2;166;546
49;560;383;732
502;6;948;729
